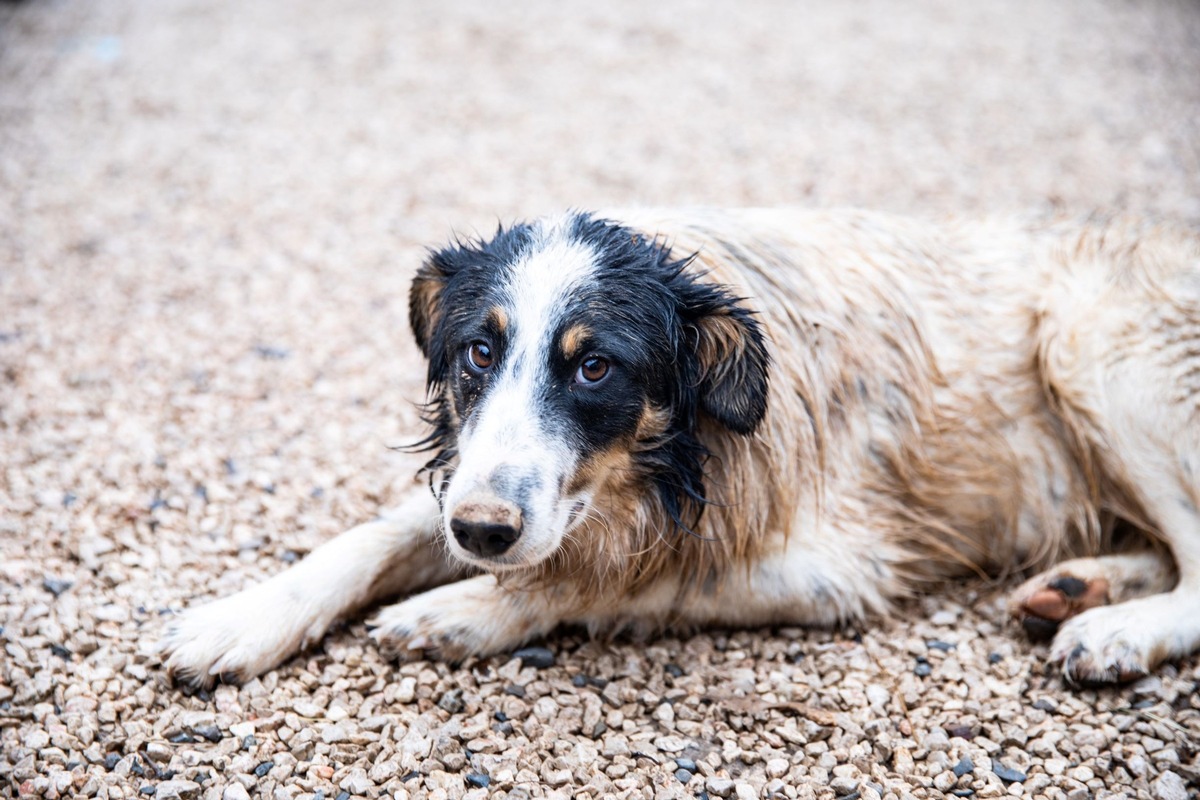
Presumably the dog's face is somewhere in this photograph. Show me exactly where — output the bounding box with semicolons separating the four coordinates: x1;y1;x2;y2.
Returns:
409;214;770;571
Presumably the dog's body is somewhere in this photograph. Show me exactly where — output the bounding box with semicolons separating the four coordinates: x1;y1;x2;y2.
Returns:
162;208;1200;686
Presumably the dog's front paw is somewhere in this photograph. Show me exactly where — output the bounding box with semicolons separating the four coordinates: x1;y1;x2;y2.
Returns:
368;576;549;663
160;588;327;687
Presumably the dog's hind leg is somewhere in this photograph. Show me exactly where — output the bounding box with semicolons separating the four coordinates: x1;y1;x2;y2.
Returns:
1037;243;1200;683
160;490;458;686
1008;551;1176;641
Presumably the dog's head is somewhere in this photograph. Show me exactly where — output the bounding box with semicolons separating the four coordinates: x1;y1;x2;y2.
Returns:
409;213;769;571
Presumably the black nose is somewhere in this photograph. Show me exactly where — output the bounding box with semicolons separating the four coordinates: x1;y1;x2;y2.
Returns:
451;518;521;557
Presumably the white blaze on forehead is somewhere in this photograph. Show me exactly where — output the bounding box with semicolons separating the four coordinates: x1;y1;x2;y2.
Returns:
502;218;599;361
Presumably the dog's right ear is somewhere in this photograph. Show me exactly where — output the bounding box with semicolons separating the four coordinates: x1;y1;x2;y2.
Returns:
409;251;454;359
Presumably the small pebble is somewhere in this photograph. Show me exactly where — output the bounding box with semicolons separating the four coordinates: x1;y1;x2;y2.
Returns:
465;773;490;788
707;777;735;797
914;661;932;677
930;610;958;625
438;688;465;713
253;344;290;359
253;761;273;778
193;725;222;743
992;763;1027;783
953;757;974;777
830;776;859;795
675;758;697;773
665;663;685;677
42;577;73;597
512;646;556;668
675;768;693;784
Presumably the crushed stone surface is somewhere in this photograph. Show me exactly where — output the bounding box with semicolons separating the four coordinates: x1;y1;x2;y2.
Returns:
2;1;1200;798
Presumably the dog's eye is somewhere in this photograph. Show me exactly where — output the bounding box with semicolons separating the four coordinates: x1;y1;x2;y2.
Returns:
467;342;494;372
574;356;610;385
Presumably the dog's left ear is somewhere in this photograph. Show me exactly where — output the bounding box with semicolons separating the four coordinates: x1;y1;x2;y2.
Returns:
687;300;770;435
409;251;454;359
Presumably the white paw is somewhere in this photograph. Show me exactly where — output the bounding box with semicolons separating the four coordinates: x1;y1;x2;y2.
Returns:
1049;604;1156;685
368;576;542;663
160;587;327;687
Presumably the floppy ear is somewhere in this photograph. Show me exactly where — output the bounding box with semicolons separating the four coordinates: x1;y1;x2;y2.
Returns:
687;302;770;435
409;252;451;358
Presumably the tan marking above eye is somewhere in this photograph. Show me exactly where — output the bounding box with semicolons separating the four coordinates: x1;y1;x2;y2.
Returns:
488;306;508;333
560;324;591;359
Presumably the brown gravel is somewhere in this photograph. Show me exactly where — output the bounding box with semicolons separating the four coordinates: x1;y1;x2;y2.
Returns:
3;1;1200;799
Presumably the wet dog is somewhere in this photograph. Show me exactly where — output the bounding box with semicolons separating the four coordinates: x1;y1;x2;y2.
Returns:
161;208;1200;687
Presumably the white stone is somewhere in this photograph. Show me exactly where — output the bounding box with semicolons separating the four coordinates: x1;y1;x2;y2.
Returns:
339;767;372;794
223;784;251;800
1153;771;1189;800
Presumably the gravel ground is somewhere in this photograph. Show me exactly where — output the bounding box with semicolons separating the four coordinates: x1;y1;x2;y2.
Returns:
3;1;1200;799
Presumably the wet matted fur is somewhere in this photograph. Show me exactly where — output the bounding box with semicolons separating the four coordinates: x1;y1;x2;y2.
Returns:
161;208;1200;687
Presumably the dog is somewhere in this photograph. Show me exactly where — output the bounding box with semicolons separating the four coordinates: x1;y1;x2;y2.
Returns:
160;208;1200;688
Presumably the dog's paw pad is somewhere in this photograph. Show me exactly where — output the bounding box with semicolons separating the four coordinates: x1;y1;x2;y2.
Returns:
1012;574;1110;640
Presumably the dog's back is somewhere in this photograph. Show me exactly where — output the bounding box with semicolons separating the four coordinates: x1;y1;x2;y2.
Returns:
615;209;1199;579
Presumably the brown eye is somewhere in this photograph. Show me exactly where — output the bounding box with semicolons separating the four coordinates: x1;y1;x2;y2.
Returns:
467;342;494;371
575;356;610;385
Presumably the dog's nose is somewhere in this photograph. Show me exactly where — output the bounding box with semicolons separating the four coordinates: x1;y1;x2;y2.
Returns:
450;517;522;557
448;495;524;558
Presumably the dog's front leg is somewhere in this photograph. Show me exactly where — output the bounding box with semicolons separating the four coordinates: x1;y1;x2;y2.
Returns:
161;490;457;686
